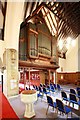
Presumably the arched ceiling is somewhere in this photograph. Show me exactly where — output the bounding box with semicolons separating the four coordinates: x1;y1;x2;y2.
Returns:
23;1;80;56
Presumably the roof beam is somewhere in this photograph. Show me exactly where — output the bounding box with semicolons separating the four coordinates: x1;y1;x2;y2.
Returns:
43;3;61;20
24;3;44;24
24;2;29;19
43;7;55;35
0;1;5;16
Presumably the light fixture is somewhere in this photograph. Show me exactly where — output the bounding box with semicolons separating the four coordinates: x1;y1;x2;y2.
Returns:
71;39;76;47
58;39;63;50
61;75;63;80
66;37;72;49
67;37;71;45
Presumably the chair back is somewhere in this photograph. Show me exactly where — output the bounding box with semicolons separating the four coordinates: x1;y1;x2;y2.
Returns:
56;99;64;112
51;85;55;90
35;86;39;91
47;96;53;106
39;86;43;92
47;85;50;89
33;85;35;89
69;94;77;102
43;84;46;87
76;87;80;91
26;87;28;90
40;83;43;87
78;90;80;96
43;87;47;92
57;84;61;90
70;89;76;95
61;91;67;99
53;84;56;89
50;83;52;86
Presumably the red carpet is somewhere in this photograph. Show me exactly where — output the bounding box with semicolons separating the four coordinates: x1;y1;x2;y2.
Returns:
0;85;2;92
0;86;19;119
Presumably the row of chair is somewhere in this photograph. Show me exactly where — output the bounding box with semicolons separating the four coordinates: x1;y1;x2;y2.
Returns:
32;84;63;101
61;91;80;108
33;83;62;93
70;88;80;99
40;83;62;91
46;95;72;118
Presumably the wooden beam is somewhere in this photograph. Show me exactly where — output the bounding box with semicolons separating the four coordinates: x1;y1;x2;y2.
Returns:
48;12;57;33
0;1;5;16
36;14;45;23
24;2;29;19
43;3;59;18
32;3;44;16
43;3;61;20
19;60;59;70
24;3;44;23
30;2;35;15
43;7;53;32
63;2;80;17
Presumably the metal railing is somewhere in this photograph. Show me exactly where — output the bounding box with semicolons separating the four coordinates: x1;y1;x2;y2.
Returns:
30;48;38;57
38;46;51;56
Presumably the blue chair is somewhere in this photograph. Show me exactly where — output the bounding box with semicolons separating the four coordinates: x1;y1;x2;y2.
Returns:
43;84;46;87
40;83;43;87
77;90;80;100
61;91;69;103
46;95;56;114
39;86;43;94
57;84;62;91
70;89;76;95
50;85;55;92
56;99;72;118
43;87;50;96
37;93;43;101
35;85;39;91
53;84;57;89
69;94;80;108
76;87;80;92
26;87;28;90
50;83;52;86
33;85;36;89
47;85;51;91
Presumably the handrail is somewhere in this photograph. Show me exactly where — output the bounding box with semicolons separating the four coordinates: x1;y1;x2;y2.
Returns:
38;46;51;56
38;46;51;52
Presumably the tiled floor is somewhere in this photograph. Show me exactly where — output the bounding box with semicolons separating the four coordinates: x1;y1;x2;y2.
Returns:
9;84;80;119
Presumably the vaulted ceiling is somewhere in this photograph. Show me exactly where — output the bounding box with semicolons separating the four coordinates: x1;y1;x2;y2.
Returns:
23;2;80;56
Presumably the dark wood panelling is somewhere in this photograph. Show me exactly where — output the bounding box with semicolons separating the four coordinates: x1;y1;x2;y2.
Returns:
57;72;80;85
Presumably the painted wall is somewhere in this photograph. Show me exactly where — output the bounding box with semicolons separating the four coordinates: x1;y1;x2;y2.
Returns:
65;36;78;72
57;58;66;72
57;35;79;72
0;2;25;64
0;41;5;60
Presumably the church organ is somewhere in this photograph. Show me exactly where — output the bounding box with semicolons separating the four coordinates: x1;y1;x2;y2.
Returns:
19;22;59;69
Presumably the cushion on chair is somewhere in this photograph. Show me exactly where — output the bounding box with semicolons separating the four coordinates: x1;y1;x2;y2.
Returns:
64;106;71;114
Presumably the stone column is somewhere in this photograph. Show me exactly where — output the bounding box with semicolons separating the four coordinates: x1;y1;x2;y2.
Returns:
3;2;25;97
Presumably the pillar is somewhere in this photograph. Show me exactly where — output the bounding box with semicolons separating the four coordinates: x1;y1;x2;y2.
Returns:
3;2;25;97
